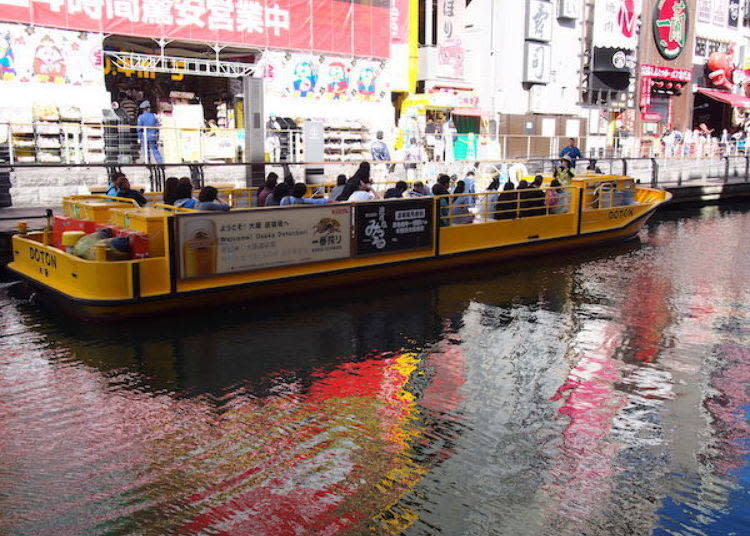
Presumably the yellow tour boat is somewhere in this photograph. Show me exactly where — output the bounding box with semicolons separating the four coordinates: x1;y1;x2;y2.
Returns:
7;175;671;320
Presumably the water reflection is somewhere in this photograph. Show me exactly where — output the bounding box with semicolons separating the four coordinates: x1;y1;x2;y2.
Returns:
1;204;749;535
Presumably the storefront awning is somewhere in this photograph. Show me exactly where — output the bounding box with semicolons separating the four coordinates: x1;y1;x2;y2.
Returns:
697;88;750;108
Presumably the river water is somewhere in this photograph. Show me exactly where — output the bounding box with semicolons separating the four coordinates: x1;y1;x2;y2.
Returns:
1;204;749;536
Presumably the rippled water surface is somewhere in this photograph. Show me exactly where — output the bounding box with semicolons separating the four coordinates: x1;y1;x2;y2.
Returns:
1;204;750;536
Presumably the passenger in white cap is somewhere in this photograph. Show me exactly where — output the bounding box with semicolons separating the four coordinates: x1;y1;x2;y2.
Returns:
136;100;163;164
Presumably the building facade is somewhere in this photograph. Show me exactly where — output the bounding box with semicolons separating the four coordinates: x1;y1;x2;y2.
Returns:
691;0;750;134
464;0;591;158
634;0;697;138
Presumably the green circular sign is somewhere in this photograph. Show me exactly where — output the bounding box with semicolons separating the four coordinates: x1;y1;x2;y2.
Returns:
653;0;689;60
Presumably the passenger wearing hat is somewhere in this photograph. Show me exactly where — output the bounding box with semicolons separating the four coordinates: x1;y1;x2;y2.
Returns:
136;100;163;164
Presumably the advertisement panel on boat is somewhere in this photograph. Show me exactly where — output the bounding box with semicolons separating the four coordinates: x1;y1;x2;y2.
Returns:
176;205;351;279
354;199;433;256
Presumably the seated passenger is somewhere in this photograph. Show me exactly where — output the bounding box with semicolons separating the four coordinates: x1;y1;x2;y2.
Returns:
265;183;288;207
586;159;603;174
257;172;278;207
348;180;378;202
73;228;130;260
450;180;474;225
528;175;547;216
194;186;230;212
546;179;568;214
517;180;538;218
384;181;408;199
163;176;180;205
433;175;451;226
554;158;575;184
407;181;431;197
281;183;329;205
494;181;517;220
106;173;126;197
478;175;500;222
115;178;148;207
462;170;477;204
329;174;347;202
173;182;197;209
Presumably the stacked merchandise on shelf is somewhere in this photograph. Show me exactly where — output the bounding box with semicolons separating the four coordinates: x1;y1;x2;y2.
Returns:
10;122;35;163
60;106;83;164
324;120;370;162
267;117;301;162
82;118;105;163
32;104;62;163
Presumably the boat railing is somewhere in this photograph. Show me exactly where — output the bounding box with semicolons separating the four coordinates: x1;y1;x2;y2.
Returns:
439;186;576;226
584;179;637;210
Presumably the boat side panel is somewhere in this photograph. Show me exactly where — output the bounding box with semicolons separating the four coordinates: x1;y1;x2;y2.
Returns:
16;216;649;321
10;234;135;300
439;213;578;255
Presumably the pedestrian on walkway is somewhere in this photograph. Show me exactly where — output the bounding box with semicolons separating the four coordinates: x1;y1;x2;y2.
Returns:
137;101;163;164
559;138;582;167
371;131;394;174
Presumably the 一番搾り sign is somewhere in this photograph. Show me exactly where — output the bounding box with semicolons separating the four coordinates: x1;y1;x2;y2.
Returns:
653;0;689;60
354;199;433;256
0;0;391;59
175;205;351;279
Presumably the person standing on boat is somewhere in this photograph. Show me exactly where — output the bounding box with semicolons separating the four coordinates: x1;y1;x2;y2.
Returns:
559;138;582;168
136;101;163;164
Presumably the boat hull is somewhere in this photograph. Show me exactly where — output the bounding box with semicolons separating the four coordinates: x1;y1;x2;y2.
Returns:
8;207;656;321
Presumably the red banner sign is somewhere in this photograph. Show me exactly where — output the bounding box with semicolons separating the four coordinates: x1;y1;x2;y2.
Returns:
640;64;691;82
0;0;391;59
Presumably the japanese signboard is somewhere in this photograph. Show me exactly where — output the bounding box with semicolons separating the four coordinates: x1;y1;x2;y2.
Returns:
0;0;391;59
391;0;408;45
653;0;690;60
523;41;551;84
354;199;433;256
437;0;465;79
176;205;351;279
0;23;102;85
526;0;553;42
640;64;692;81
592;0;641;50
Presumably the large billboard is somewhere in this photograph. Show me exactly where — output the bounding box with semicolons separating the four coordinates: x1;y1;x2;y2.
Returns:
0;0;391;59
176;205;351;279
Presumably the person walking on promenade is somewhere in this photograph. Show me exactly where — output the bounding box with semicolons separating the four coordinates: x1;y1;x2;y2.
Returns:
371;131;394;174
137;101;163;164
559;138;582;167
